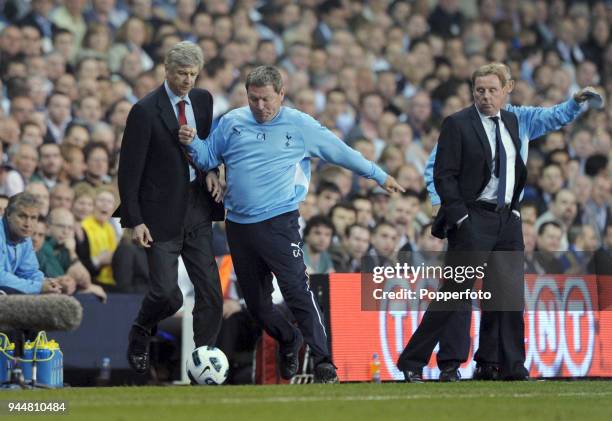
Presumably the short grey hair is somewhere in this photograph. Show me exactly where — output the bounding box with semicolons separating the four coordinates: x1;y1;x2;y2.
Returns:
164;41;204;71
6;192;41;217
245;65;283;93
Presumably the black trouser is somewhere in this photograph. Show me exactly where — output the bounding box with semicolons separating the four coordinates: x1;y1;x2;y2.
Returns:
397;203;526;377
226;210;331;365
135;183;223;347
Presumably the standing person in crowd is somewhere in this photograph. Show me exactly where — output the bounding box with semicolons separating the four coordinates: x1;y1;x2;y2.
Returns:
117;41;225;375
420;63;600;382
180;65;403;383
302;215;335;274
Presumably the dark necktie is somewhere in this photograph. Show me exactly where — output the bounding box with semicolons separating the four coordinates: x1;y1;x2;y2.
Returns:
177;100;203;183
490;116;507;210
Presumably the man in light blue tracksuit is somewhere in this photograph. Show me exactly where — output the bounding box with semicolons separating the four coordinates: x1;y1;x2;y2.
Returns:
180;65;404;383
423;69;599;381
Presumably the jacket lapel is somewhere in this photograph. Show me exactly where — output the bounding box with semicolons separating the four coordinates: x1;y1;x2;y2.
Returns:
500;109;521;153
470;105;492;171
157;85;179;137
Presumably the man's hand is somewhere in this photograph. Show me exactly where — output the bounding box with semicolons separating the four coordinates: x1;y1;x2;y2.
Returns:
94;250;113;267
81;284;108;303
56;275;77;295
223;299;241;319
431;204;440;217
41;278;61;294
60;236;77;254
132;223;153;248
206;171;225;203
178;124;196;145
573;86;603;105
381;176;406;194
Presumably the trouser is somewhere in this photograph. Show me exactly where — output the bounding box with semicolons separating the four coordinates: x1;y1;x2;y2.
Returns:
226;210;331;365
135;183;223;347
397;203;526;377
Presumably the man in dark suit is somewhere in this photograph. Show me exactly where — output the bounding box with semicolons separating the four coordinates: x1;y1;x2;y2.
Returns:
397;63;529;382
117;41;224;374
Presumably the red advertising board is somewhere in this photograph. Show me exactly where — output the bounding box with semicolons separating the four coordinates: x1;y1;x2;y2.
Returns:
329;273;612;381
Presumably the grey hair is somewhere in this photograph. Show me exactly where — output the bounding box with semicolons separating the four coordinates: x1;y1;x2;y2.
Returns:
6;192;41;217
164;41;204;71
245;65;283;93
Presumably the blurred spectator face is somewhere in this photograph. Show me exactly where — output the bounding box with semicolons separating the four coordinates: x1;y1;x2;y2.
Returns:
48;208;75;244
353;198;373;227
576;226;599;252
294;89;316;117
0;197;8;217
387;196;419;227
511;80;534;106
0;117;20;145
21;26;42;57
21;124;43;146
361;94;383;123
310;49;327;75
10;97;35;125
522;223;536;253
378;112;398;141
537;223;562;252
213;16;233;45
78;97;102;127
39;144;64;177
571;129;595;159
14;144;38;179
520;205;538;225
50;184;75;210
441;96;463;118
93;191;115;223
305;223;333;253
473;74;508;117
316;188;341;216
77;58;100;81
47;93;72;125
177;0;197;22
539;165;564;195
86;147;109;179
25;183;50;217
331;207;356;240
72;194;94;221
345;225;370;259
372;224;399;258
64;126;90;148
380;145;403;174
389;124;413;149
417;225;445;252
193;13;213;38
120;52;144;83
576;61;598;88
91;127;115;153
32;220;47;252
551;189;577;224
134;73;157;99
63;148;86;181
591;176;611;206
256;41;277;66
110;100;132;130
397;165;423;193
572;175;592;206
55;74;78;100
543;132;565;153
53;31;75;62
408;92;432;124
0;26;22;57
325;90;347;118
299;192;318;222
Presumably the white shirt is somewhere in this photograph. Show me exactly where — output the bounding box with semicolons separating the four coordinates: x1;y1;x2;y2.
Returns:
164;81;196;182
476;107;517;205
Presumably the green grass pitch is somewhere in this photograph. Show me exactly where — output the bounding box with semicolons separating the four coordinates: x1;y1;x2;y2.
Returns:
2;380;611;420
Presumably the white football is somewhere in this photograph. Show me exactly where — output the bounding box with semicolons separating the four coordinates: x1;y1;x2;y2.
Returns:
186;346;229;385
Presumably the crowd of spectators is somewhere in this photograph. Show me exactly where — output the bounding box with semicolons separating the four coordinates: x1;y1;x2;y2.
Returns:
0;0;611;377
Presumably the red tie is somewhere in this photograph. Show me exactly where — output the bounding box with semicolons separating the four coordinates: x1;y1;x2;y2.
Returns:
177;99;203;183
177;100;187;126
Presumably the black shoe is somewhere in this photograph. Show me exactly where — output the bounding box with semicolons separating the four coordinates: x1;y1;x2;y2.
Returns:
278;330;303;380
439;367;461;382
402;370;423;383
314;362;338;384
503;366;529;381
473;364;500;381
127;325;151;374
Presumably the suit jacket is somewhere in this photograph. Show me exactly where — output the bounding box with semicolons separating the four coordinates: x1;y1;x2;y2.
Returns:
431;105;527;239
116;85;224;242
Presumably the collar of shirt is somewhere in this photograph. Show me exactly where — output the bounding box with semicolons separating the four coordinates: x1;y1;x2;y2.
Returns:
164;80;190;108
475;105;501;127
